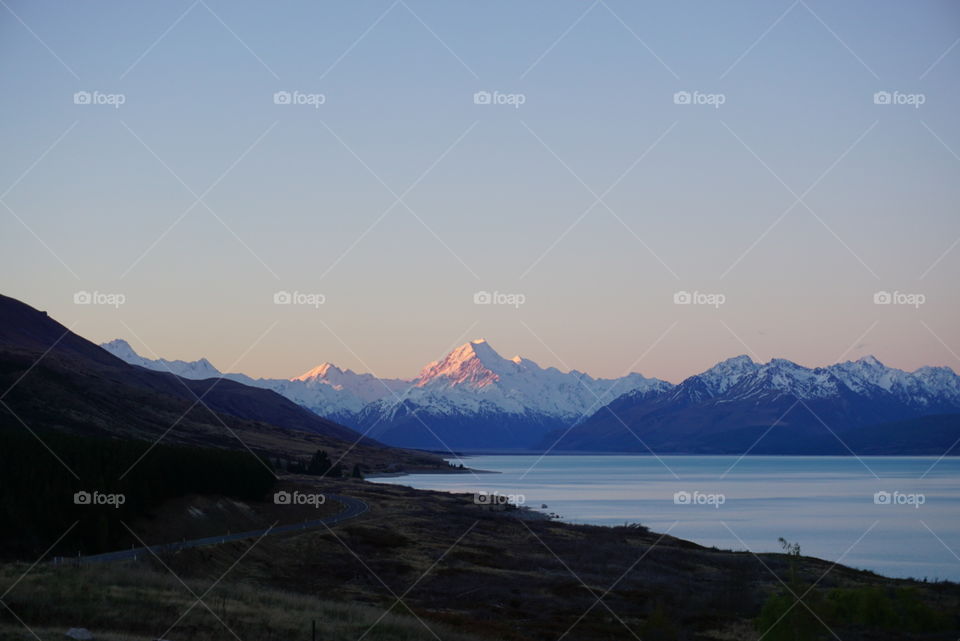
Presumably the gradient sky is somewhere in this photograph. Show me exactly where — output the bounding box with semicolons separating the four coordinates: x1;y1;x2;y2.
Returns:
1;1;958;383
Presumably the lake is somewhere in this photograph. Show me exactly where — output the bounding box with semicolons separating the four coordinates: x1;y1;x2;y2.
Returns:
371;455;960;582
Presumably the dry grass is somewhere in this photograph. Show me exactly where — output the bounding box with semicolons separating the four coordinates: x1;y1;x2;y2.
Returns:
3;480;957;640
0;562;487;641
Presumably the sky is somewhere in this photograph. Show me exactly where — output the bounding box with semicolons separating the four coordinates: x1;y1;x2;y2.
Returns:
1;0;958;383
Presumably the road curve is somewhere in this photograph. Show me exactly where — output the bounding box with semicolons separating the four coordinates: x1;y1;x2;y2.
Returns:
66;494;368;564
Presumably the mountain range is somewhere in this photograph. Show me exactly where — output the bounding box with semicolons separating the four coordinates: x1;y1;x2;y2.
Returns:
102;337;960;454
0;295;445;473
548;354;960;454
102;338;668;449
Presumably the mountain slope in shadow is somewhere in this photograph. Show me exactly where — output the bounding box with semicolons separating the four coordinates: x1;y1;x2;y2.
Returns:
0;294;441;470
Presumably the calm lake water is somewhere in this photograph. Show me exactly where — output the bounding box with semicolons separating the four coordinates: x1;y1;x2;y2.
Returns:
371;455;960;582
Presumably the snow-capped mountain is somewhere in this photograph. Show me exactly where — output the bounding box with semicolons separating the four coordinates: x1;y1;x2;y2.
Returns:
356;339;670;449
99;338;669;449
550;354;960;453
263;364;406;423
100;339;404;424
829;356;960;408
101;339;222;380
101;337;960;453
411;339;666;418
667;354;960;409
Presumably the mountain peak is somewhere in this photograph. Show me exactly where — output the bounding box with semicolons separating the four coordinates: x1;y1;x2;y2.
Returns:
693;354;759;396
99;337;222;379
467;338;501;362
447;339;502;366
855;355;884;368
706;354;759;375
102;338;137;357
767;357;798;367
293;362;343;381
416;339;513;387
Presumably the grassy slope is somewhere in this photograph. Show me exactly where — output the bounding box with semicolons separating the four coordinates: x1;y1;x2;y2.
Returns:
6;477;952;641
0;562;487;641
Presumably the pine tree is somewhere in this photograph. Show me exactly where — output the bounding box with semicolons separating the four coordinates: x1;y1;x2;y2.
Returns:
307;450;331;476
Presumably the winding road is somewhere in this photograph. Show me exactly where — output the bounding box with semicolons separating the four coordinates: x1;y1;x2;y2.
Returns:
68;494;368;564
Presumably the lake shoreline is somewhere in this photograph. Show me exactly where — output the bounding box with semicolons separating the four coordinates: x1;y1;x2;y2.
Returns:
373;453;960;582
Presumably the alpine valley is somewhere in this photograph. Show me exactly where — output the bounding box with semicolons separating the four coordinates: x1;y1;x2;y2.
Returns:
102;338;960;455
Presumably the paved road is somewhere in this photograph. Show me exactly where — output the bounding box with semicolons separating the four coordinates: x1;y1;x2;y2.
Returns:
64;494;368;564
